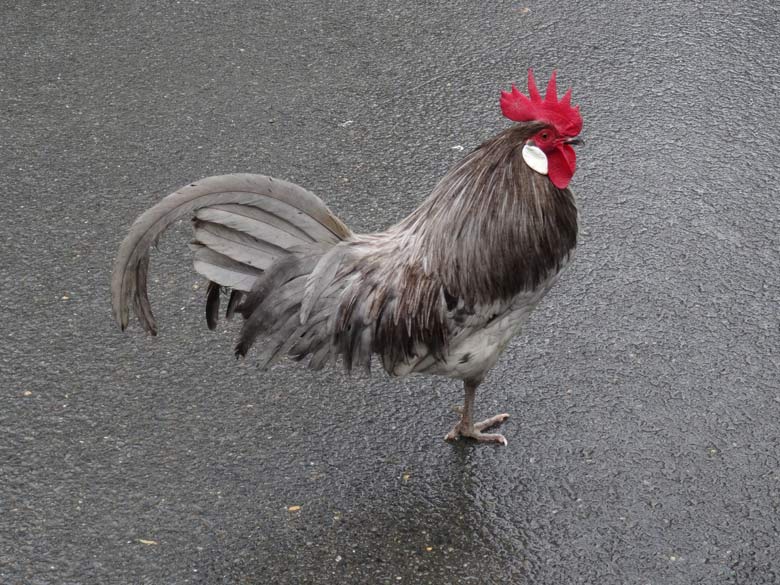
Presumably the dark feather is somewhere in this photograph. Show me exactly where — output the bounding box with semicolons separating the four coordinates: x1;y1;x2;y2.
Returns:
235;259;315;357
307;343;333;371
131;254;157;335
206;281;221;330
254;311;306;369
226;289;243;320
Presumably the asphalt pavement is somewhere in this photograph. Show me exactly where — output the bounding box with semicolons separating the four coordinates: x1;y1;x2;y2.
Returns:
2;1;779;584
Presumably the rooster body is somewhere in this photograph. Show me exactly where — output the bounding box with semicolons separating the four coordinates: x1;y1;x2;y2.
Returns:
112;71;582;445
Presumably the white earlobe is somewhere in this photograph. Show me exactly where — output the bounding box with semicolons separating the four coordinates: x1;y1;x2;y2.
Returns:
522;143;548;175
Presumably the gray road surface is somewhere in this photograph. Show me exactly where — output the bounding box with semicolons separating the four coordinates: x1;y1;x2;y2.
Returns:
2;1;779;584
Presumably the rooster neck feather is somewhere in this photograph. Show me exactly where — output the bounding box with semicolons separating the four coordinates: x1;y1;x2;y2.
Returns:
395;123;578;306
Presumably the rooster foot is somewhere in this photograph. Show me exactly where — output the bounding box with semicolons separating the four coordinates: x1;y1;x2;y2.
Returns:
445;413;510;446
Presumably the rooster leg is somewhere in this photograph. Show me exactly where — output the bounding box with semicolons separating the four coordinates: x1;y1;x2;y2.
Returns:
445;380;509;446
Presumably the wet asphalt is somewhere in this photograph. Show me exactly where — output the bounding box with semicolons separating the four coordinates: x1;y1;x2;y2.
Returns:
2;1;779;584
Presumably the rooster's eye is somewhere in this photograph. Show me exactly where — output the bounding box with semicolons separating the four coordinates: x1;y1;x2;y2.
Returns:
540;131;550;141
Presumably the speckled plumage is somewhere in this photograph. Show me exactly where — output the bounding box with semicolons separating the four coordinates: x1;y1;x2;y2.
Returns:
112;119;579;443
232;121;577;380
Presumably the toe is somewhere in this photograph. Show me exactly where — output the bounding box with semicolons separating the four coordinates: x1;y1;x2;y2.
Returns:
474;413;510;432
472;432;508;446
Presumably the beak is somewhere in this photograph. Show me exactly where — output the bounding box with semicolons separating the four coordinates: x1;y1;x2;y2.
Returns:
565;137;583;146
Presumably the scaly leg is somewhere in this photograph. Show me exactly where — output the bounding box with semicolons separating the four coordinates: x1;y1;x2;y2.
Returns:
445;380;509;446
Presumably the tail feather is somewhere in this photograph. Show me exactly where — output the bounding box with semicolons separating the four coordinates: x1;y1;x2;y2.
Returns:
225;289;244;320
288;307;332;359
131;255;156;334
235;259;316;356
308;342;334;371
237;254;313;320
192;218;285;269
234;253;347;366
190;244;265;291
254;311;306;369
196;205;313;249
205;281;221;331
300;244;350;324
111;173;351;333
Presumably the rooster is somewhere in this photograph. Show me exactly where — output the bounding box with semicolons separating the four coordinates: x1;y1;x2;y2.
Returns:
111;70;583;446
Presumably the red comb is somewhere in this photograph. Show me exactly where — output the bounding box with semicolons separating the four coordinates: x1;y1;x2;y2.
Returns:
500;69;582;137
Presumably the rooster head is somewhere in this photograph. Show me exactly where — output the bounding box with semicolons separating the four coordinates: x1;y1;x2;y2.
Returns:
500;70;582;189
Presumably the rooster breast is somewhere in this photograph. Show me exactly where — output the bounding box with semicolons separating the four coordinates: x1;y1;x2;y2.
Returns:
398;253;573;381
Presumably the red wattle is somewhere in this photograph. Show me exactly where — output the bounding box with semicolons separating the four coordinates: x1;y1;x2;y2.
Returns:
547;143;576;189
